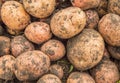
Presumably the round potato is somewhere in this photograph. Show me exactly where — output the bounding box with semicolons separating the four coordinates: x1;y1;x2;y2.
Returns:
23;0;56;18
50;7;86;39
98;13;120;46
14;50;50;81
25;22;52;44
67;72;95;83
67;29;104;71
40;39;65;61
37;74;62;83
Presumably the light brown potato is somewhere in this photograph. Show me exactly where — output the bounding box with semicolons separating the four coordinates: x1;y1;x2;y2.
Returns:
67;72;95;83
14;50;50;81
70;0;100;10
40;39;65;61
23;0;56;18
1;1;30;33
25;22;52;44
67;29;104;71
37;74;62;83
90;59;120;83
50;7;86;39
0;55;16;80
98;13;120;46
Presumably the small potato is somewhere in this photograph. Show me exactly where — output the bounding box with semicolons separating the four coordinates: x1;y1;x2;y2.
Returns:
37;74;62;83
11;35;35;57
67;29;104;71
14;50;50;81
1;1;30;33
0;55;16;80
41;39;65;61
67;72;95;83
50;7;86;39
25;22;52;44
98;13;120;46
23;0;56;18
90;59;120;83
71;0;100;10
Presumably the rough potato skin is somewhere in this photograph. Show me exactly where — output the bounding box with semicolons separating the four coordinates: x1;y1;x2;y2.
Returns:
67;29;104;71
25;22;52;44
67;72;95;83
90;59;120;83
14;50;50;81
23;0;56;18
41;39;65;61
0;55;16;80
11;35;35;57
50;7;86;39
37;74;62;83
1;1;30;31
98;13;120;46
71;0;100;10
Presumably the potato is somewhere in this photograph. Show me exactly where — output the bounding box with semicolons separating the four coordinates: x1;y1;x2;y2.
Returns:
108;0;120;15
37;74;62;83
50;7;86;39
49;64;64;79
70;0;100;10
98;13;120;46
90;59;120;83
11;35;35;57
14;50;50;81
23;0;56;18
1;1;30;33
85;10;99;29
67;29;104;71
0;36;10;56
40;39;65;61
25;22;52;44
67;72;95;83
0;55;16;80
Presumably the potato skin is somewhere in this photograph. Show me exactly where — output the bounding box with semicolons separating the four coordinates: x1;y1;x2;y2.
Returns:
14;50;50;81
1;1;30;31
11;35;35;57
37;74;62;83
50;7;86;39
23;0;56;18
25;22;52;44
41;39;65;61
71;0;100;10
0;55;16;80
98;13;120;46
67;72;95;83
67;29;104;71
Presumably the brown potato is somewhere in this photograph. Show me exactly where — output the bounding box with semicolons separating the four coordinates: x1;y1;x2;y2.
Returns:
23;0;56;18
98;13;120;46
50;7;86;39
0;55;16;80
40;39;65;61
67;72;95;83
90;59;120;83
25;22;52;44
67;29;104;71
70;0;100;10
1;1;30;33
37;74;62;83
11;35;35;57
14;50;50;81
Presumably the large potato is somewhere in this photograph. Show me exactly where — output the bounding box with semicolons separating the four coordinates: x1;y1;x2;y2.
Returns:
67;29;104;71
50;7;86;39
98;13;120;46
23;0;56;18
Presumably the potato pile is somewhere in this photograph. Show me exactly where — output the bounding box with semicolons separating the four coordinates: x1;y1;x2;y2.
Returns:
0;0;120;83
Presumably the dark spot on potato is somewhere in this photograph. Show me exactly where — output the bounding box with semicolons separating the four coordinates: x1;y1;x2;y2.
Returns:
45;49;55;56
